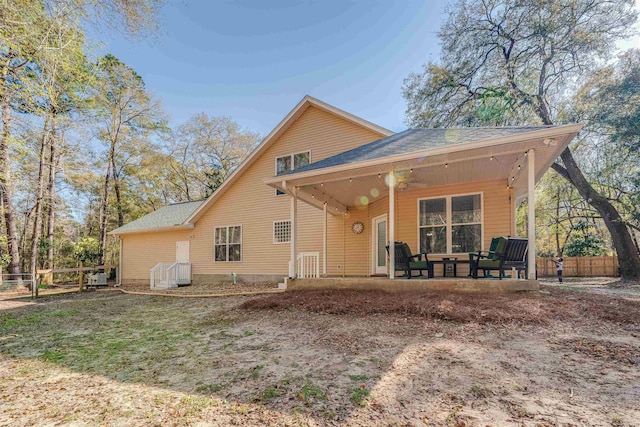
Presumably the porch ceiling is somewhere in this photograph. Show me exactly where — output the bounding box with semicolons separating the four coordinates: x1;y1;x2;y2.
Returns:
267;124;583;214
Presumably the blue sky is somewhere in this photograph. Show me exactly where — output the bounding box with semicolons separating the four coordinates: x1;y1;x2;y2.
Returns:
93;0;640;137
93;0;449;136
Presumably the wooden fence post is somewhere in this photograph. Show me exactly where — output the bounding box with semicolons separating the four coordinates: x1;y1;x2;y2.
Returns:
78;261;84;291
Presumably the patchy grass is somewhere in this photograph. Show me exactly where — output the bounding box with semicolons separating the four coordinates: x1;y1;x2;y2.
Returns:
298;380;327;401
258;384;282;402
0;294;211;384
349;386;370;406
1;288;639;426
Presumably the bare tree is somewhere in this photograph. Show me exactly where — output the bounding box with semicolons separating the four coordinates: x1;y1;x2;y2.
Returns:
167;114;261;200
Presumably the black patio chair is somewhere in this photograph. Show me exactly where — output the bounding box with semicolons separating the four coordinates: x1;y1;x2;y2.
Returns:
386;241;434;279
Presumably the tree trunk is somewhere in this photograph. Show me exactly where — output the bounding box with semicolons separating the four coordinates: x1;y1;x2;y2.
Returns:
46;123;58;269
98;158;112;266
554;194;562;257
19;203;35;272
111;156;124;227
30;119;49;280
552;149;640;280
0;92;22;284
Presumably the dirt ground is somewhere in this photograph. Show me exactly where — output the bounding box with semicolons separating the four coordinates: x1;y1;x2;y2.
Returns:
1;283;639;426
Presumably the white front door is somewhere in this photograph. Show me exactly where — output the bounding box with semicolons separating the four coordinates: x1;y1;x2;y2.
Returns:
372;214;388;275
176;241;190;263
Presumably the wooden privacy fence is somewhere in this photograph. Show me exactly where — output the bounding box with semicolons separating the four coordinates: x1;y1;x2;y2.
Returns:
537;256;619;277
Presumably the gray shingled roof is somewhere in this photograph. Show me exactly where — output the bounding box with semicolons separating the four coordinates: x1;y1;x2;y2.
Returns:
278;126;552;176
110;199;205;234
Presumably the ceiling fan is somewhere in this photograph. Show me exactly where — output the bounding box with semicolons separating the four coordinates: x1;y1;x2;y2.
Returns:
395;170;428;191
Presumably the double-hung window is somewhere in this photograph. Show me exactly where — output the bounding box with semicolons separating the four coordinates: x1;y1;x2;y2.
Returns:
418;193;482;254
275;151;310;195
214;225;242;261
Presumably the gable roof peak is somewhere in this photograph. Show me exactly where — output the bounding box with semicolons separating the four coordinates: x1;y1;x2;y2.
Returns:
184;95;393;224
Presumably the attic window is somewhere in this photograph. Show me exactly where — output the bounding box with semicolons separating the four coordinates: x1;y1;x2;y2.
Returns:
275;151;310;195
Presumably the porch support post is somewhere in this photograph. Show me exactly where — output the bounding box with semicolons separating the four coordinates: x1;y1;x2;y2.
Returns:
322;202;327;276
388;171;395;279
289;187;298;279
118;237;123;286
527;149;536;280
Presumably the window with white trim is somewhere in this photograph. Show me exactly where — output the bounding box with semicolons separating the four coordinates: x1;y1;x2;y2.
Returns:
418;194;482;254
275;151;310;195
273;220;291;243
214;225;242;262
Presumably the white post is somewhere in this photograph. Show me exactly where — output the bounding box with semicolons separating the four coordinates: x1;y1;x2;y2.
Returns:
511;190;517;237
527;149;536;280
388;171;395;279
323;202;327;276
118;237;123;286
289;188;298;278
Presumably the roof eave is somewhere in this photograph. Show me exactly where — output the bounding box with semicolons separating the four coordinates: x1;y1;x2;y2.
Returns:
265;123;584;186
109;223;195;236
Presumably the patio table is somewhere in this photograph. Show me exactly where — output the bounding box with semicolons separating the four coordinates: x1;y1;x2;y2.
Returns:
430;258;471;277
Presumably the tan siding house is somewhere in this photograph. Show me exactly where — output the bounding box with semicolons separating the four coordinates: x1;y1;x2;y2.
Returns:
111;96;582;285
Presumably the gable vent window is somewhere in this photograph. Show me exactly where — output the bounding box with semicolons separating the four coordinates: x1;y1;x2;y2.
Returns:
273;220;291;244
275;151;310;195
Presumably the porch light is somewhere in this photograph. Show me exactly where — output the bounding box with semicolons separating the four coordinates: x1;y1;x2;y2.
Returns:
349;178;353;183
445;163;448;168
410;168;413;173
490;156;494;161
378;173;381;178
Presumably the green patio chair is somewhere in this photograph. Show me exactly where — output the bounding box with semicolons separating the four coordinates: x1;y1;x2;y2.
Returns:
469;236;504;277
473;238;528;279
386;242;434;279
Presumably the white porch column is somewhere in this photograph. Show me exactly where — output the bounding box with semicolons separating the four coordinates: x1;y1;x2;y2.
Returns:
388;171;395;279
322;202;327;276
511;190;517;236
289;188;298;278
527;149;536;280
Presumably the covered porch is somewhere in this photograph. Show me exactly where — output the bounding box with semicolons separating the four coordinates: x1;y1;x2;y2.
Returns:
266;124;582;288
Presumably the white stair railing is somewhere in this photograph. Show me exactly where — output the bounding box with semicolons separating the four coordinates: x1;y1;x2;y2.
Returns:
151;262;191;289
150;263;172;289
167;262;191;286
296;252;319;278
